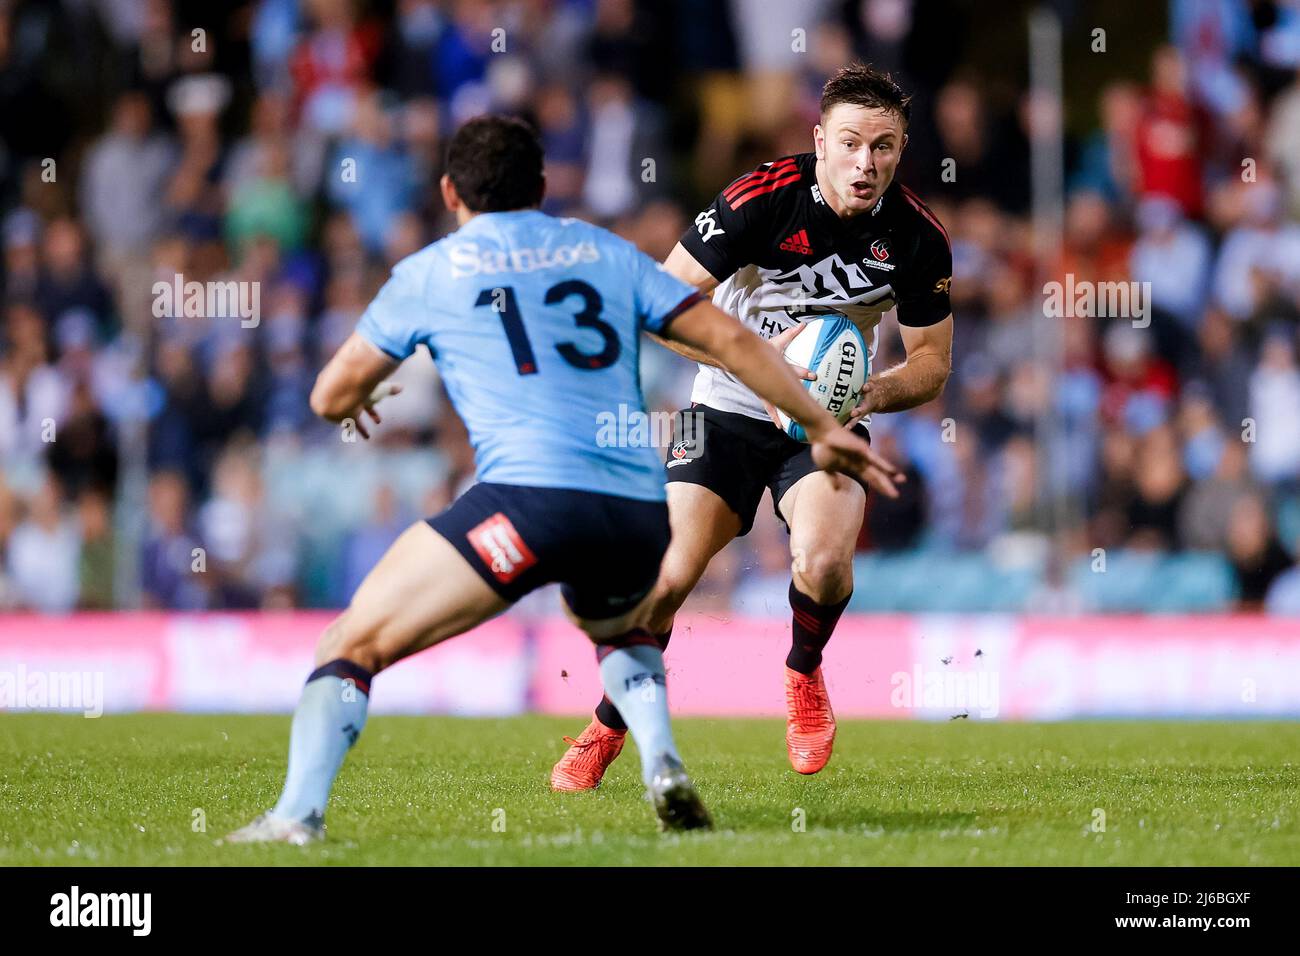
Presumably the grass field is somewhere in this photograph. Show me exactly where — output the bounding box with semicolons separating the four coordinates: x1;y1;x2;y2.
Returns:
1;714;1297;866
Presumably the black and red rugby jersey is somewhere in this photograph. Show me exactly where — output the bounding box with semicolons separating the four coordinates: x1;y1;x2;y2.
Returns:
677;151;952;421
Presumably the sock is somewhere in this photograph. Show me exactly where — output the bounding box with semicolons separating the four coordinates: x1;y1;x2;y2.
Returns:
596;632;680;786
593;627;671;732
786;582;850;675
272;659;372;822
593;694;627;732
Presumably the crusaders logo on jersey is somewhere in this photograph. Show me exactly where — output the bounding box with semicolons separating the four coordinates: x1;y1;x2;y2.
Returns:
870;238;891;262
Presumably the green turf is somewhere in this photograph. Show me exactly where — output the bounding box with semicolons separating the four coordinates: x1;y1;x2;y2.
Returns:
1;714;1296;865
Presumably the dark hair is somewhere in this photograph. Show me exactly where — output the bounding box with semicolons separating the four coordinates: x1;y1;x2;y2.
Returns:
820;63;911;127
445;115;545;212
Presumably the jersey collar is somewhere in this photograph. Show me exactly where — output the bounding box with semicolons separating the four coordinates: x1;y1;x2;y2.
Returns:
813;178;897;237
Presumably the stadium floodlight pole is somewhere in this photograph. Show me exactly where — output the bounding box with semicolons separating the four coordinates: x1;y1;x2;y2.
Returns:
112;324;150;609
1027;7;1073;554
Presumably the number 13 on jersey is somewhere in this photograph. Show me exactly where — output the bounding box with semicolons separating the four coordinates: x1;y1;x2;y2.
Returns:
474;281;621;375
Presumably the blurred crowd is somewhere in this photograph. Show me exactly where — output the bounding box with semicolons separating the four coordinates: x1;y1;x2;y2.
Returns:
1;0;1299;615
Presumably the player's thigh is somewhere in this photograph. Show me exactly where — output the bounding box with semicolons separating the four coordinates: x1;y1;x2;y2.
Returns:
567;585;656;641
319;521;508;670
657;480;743;599
773;424;870;556
663;405;768;541
778;469;866;583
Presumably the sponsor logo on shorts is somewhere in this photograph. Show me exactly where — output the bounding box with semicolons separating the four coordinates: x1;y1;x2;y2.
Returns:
665;412;705;468
667;433;703;468
467;513;538;583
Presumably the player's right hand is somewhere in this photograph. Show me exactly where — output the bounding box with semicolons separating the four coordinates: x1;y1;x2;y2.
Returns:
768;323;816;381
760;324;818;428
809;426;905;499
353;382;403;440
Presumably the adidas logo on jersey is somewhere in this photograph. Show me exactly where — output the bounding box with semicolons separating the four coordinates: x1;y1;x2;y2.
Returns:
779;229;814;255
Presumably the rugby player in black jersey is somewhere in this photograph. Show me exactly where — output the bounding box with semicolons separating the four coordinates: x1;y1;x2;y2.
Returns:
553;63;953;788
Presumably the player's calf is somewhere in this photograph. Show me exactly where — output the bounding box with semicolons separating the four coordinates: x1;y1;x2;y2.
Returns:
568;481;739;752
581;554;693;734
781;472;862;773
225;522;506;843
585;625;711;831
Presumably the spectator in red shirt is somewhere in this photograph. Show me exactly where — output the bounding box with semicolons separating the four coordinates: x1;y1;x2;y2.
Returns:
290;0;384;135
1099;321;1179;432
1135;45;1208;218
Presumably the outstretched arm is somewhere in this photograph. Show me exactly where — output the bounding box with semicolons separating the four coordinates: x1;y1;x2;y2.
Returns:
665;300;904;498
645;243;724;367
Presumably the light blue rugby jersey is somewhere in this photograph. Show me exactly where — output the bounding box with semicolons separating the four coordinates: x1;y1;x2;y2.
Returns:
356;210;701;502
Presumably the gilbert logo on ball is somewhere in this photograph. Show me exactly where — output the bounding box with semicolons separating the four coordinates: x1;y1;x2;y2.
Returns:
776;315;868;442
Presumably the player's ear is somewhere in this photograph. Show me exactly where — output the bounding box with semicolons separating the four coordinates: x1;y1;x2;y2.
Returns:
440;174;461;214
813;123;826;160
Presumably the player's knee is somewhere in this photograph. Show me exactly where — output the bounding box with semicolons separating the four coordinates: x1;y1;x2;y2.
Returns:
314;612;386;674
794;549;853;603
573;609;618;642
652;561;699;615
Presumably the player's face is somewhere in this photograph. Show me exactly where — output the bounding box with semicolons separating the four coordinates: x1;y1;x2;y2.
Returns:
814;104;907;215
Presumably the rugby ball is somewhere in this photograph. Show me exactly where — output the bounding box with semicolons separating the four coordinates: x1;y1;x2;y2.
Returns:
776;315;868;442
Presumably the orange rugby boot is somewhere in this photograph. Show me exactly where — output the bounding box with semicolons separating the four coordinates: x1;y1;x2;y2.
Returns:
550;719;627;791
785;665;837;774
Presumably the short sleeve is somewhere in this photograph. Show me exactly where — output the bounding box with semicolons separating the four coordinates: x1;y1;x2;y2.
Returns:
895;228;953;328
631;247;703;335
355;260;429;361
676;159;795;282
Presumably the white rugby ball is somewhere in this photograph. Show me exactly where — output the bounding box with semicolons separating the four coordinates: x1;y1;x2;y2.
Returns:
776;315;868;442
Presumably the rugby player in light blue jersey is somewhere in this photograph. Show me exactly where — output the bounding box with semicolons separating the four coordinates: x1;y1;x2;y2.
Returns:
225;116;902;843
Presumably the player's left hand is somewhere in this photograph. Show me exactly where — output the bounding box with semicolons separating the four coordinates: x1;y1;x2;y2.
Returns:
845;381;879;428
